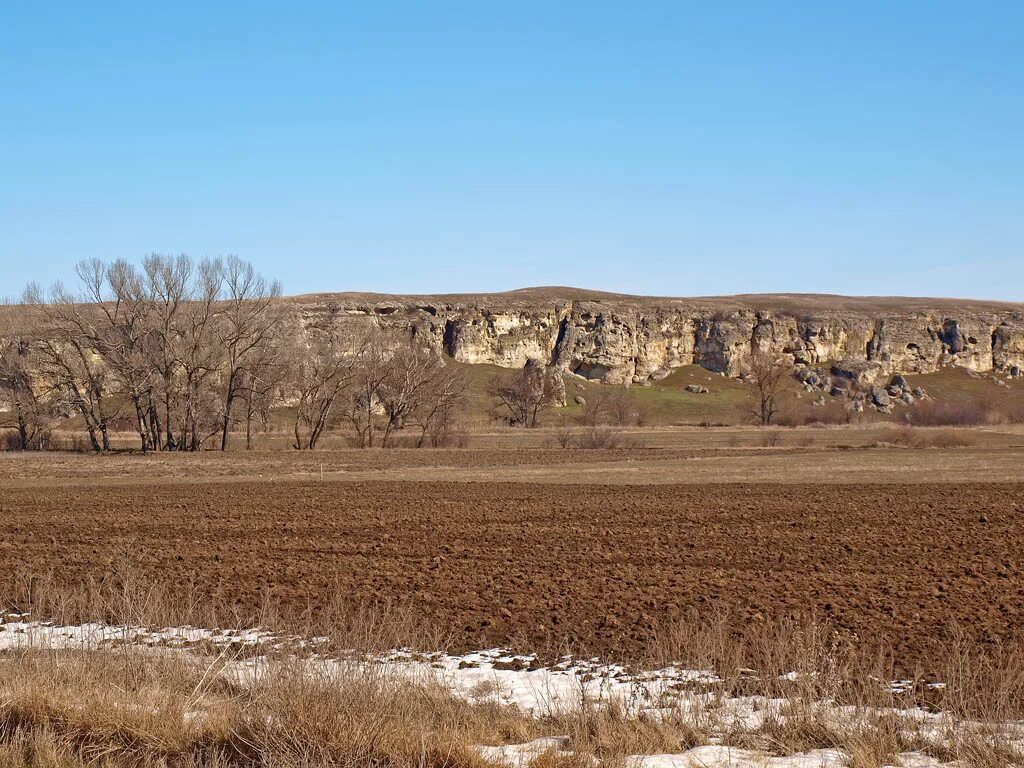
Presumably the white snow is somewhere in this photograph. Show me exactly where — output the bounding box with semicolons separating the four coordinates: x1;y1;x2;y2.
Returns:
476;737;575;767
627;747;848;768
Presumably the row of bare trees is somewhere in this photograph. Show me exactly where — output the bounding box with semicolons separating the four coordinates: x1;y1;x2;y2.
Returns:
292;331;468;449
1;256;468;452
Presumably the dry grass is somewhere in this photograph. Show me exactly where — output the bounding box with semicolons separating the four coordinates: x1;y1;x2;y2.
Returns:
1;579;1023;766
0;626;1022;767
874;426;976;448
0;647;534;768
644;610;1024;765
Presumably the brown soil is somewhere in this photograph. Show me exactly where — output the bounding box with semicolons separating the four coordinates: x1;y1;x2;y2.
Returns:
1;479;1022;671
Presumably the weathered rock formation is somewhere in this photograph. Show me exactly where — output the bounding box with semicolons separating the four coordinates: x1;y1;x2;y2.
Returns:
290;288;1024;386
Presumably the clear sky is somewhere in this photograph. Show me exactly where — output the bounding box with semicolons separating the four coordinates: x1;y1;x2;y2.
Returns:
3;2;1022;300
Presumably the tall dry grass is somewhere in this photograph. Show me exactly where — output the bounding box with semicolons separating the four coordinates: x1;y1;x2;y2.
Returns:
0;647;540;767
645;610;1024;765
1;579;1023;766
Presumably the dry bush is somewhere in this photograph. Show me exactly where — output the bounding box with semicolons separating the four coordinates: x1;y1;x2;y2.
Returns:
840;713;915;768
875;427;974;449
760;430;782;447
937;627;1024;723
573;425;627;449
734;706;843;755
550;699;705;759
927;429;976;448
581;388;639;427
553;425;630;450
555;424;574;449
647;609;904;712
774;406;849;428
998;400;1024;424
904;398;993;427
788;433;816;448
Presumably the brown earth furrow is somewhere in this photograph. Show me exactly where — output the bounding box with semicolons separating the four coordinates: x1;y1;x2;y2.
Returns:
1;481;1022;672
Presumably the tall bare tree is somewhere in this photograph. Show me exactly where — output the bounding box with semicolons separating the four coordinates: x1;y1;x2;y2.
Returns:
24;283;118;452
142;254;192;450
342;335;394;448
748;352;789;426
289;328;361;450
488;360;560;427
238;333;289;449
0;309;56;450
76;259;160;451
376;342;452;447
173;258;224;451
410;362;469;448
216;256;282;450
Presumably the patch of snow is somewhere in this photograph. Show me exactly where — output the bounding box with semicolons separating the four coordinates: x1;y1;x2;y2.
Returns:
476;737;574;767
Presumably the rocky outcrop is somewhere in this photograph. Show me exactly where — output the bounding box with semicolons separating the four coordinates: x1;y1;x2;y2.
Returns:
289;289;1024;385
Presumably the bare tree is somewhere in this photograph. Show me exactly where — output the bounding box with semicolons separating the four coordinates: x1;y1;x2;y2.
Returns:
239;345;288;450
488;360;560;427
0;311;56;450
748;352;789;426
216;256;282;450
342;335;394;448
289;328;361;450
24;283;118;452
376;342;450;447
76;259;159;451
581;386;639;427
411;363;469;448
142;254;192;450
175;259;224;451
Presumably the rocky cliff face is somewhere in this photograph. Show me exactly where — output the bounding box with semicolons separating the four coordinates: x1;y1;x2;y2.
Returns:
290;289;1024;386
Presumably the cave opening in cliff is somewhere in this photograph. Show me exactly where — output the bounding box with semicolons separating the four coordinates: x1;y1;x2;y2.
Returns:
442;320;457;357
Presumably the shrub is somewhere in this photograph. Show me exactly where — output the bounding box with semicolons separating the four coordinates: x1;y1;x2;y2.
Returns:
582;388;640;427
904;399;991;427
574;425;625;449
875;427;974;448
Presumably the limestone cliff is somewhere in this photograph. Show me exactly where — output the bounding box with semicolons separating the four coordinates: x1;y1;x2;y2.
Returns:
289;288;1024;385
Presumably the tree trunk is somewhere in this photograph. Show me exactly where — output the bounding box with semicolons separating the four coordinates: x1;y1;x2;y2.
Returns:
163;385;175;450
17;412;30;450
85;424;101;453
221;378;234;451
133;400;150;453
245;404;254;450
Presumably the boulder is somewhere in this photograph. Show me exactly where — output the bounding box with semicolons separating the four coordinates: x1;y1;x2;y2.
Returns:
832;360;887;388
871;386;891;408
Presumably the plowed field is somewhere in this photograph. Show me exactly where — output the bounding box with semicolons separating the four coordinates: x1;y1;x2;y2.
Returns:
1;480;1022;669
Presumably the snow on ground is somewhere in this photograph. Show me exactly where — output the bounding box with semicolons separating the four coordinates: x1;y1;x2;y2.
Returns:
377;647;722;717
0;616;1010;768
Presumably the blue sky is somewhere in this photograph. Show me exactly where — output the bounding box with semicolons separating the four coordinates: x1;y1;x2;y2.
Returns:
2;2;1022;299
